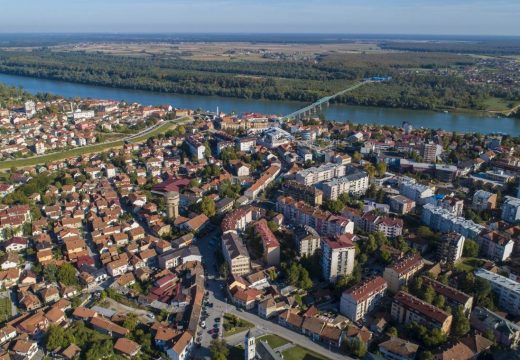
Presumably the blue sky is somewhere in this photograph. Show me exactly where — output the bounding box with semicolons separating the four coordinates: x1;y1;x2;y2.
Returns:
0;0;518;35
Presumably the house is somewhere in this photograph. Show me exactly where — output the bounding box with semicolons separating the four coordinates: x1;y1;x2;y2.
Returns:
12;339;38;360
72;306;97;321
301;317;326;341
114;338;141;358
167;331;193;360
90;316;129;338
379;337;419;360
0;253;18;270
0;325;16;344
470;306;520;349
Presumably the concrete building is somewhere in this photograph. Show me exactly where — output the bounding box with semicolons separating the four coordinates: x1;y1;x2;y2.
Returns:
398;177;435;205
388;195;416;215
222;232;251;276
293;225;321;258
422;276;473;313
185;136;206;160
255;219;280;267
321;166;369;200
477;229;514;262
421;142;442;163
282;180;323;206
383;254;424;293
437;232;465;265
422;204;485;240
391;291;453;334
244;164;280;200
340;276;387;322
472;190;497;211
295;163;346;186
475;268;520;316
379;337;419;360
470;306;520;350
501;196;520;224
321;235;356;283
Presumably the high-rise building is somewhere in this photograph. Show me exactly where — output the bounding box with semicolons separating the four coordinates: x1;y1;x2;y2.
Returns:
475;268;520;316
383;254;424;293
340;276;387;321
437;232;465;265
321;235;356;283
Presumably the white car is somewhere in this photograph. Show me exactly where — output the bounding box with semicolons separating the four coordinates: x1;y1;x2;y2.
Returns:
201;321;206;328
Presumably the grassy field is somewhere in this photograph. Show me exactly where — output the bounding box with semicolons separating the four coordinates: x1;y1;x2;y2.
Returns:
455;258;485;272
258;334;290;349
0;297;12;323
223;313;255;337
0;118;188;171
482;97;518;112
281;345;330;360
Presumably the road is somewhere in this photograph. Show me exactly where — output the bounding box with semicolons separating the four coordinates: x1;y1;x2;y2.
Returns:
192;229;352;360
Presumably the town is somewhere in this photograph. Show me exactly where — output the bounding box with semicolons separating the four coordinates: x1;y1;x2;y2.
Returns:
0;91;519;360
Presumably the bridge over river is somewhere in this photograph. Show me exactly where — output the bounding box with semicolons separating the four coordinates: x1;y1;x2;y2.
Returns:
282;79;377;120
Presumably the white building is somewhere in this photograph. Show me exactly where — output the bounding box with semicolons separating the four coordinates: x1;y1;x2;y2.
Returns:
321;167;369;200
398;177;435;205
340;276;387;322
295;163;346;186
185;136;206;160
501;196;520;224
422;204;485;240
245;330;256;360
437;232;465;265
475;268;520;316
321;235;356;283
472;190;497;212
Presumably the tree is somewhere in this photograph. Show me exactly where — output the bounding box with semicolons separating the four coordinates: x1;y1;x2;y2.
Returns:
218;263;229;279
327;200;344;214
433;294;446;309
422;284;435;303
85;340;115;360
420;351;435;360
352;152;362;163
46;325;72;350
463;239;479;258
43;264;58;283
364;163;376;178
376;161;387;177
123;313;138;332
346;337;367;358
452;306;470;337
200;196;216;217
210;339;229;360
386;326;398;337
56;263;78;286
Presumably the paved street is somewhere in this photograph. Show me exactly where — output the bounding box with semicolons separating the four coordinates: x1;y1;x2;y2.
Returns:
192;229;352;360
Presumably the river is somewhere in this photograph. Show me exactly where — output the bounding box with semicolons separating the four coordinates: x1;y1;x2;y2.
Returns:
1;72;518;135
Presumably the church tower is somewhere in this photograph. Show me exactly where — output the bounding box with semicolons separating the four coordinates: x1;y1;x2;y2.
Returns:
245;330;255;360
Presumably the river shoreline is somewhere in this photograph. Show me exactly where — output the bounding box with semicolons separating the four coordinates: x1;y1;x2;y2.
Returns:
0;72;519;134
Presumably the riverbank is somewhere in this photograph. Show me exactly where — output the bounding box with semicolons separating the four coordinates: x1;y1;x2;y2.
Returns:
0;73;519;134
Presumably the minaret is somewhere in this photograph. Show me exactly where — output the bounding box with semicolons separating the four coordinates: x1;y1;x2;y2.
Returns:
165;191;179;219
245;330;255;360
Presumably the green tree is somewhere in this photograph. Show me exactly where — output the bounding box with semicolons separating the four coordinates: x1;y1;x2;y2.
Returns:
463;239;479;258
57;263;78;286
43;264;58;283
347;337;367;358
46;325;72;350
327;199;344;214
386;326;398;337
200;196;216;217
452;306;470;337
376;161;387;177
123;313;138;332
422;284;435;303
210;339;229;360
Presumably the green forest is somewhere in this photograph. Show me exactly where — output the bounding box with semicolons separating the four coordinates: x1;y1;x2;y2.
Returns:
0;49;517;111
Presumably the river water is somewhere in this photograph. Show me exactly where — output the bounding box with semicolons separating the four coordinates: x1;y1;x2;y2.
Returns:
1;73;518;134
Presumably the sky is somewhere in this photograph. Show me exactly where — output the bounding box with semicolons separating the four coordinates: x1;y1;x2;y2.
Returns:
0;0;518;36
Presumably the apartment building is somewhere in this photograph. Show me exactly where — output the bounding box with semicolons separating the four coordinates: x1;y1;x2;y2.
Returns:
422;204;485;240
472;190;497;211
437;232;465;265
470;307;520;349
340;276;387;321
383;254;424;293
391;291;453;334
477;229;514;262
475;268;520;316
255;219;281;267
221;232;251;276
321;235;356;283
185;136;206;160
295;163;346;186
501;196;520;224
276;196;354;237
421;142;442;163
293;225;321;258
388;195;416;215
244;164;280;200
321;166;369;200
282;180;323;206
422;276;473;313
398;177;435;205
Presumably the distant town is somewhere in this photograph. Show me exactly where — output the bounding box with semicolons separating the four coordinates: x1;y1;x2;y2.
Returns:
0;90;519;360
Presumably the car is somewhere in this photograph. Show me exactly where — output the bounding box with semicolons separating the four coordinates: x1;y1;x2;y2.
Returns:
212;333;218;339
146;313;155;319
215;318;221;323
200;321;206;328
213;323;219;328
